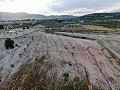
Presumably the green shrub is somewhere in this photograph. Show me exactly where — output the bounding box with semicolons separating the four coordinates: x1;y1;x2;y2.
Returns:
11;64;14;68
35;55;46;62
26;26;29;29
22;27;25;29
63;73;69;82
4;38;14;49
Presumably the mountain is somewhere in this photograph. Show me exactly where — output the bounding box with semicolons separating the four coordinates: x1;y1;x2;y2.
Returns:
0;12;76;20
48;15;76;19
0;12;46;20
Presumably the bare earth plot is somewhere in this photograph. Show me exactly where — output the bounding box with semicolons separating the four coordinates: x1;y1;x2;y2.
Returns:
0;27;120;90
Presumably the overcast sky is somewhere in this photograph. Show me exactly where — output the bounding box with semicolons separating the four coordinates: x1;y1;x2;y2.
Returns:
0;0;120;16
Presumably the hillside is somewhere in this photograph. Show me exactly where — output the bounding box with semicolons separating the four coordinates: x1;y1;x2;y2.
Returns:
77;12;120;29
38;12;120;29
79;12;120;20
0;26;120;90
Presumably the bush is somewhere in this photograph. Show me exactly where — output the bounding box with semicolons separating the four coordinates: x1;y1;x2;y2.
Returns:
35;55;46;62
4;38;14;49
26;26;29;29
63;73;69;82
22;27;25;29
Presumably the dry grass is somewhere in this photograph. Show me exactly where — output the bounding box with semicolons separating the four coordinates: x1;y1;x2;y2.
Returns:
0;55;104;90
83;25;114;31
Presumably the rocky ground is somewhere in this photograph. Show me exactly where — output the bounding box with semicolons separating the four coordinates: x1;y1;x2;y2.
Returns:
0;26;120;90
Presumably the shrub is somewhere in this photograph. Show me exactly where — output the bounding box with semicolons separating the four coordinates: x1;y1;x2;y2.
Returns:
63;73;69;82
22;27;25;29
0;25;4;30
35;55;46;62
26;26;29;29
4;38;14;49
15;44;18;47
11;64;14;68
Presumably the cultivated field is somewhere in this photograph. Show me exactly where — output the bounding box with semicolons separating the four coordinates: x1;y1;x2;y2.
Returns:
0;26;120;90
82;25;114;31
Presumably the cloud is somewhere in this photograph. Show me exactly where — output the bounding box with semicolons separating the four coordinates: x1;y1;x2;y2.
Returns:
0;0;120;15
0;0;13;1
0;0;53;14
47;0;120;15
63;3;120;16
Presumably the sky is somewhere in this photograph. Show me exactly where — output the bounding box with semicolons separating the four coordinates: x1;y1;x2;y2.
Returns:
0;0;120;16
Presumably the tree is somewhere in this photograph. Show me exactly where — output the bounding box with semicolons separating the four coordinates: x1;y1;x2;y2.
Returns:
4;38;14;49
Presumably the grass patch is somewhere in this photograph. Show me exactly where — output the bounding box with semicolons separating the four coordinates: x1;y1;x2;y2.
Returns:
35;55;46;62
60;60;72;67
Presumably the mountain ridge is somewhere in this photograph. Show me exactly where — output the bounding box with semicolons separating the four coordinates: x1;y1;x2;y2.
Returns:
0;12;76;20
78;12;120;20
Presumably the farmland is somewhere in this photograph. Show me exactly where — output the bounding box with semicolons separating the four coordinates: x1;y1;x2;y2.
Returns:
0;24;119;90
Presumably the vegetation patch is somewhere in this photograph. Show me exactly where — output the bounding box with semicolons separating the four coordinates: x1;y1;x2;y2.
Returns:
63;73;69;82
35;55;46;62
60;60;72;67
4;38;14;49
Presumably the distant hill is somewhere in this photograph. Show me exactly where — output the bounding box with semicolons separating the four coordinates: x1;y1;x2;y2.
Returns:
78;12;120;21
48;15;76;19
0;12;76;20
77;12;120;29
